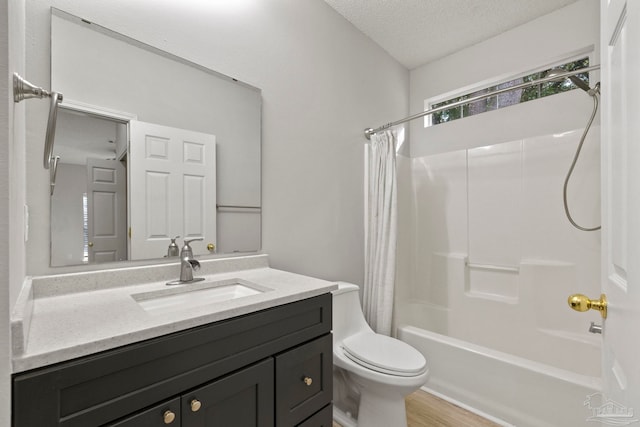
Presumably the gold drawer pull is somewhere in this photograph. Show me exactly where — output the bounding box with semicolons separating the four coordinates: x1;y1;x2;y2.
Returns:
303;376;313;386
163;410;176;424
191;399;202;412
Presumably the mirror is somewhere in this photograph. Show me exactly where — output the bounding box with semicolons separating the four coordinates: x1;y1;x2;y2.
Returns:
49;9;261;267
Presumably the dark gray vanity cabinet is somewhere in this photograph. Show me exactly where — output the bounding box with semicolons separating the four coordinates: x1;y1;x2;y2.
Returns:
13;294;333;427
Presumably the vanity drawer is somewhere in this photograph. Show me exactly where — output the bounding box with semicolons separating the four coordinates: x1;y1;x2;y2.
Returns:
107;397;181;426
275;334;332;426
296;404;333;427
181;358;274;427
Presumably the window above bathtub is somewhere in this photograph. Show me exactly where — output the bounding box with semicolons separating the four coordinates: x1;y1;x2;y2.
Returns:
425;57;590;127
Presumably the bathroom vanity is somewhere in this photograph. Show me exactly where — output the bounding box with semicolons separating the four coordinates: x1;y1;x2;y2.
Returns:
11;255;336;426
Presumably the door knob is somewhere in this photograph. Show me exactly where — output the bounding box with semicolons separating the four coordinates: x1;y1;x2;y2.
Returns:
568;293;607;319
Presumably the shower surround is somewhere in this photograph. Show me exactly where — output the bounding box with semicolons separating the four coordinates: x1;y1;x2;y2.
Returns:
394;128;602;425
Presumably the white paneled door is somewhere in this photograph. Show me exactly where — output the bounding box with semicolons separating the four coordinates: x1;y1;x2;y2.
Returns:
86;158;127;263
129;121;216;260
598;0;640;421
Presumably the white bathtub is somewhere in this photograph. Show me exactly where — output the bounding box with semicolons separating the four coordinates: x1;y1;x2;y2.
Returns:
398;326;602;427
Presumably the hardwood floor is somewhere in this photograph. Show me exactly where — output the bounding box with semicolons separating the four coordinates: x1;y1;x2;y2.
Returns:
333;389;501;427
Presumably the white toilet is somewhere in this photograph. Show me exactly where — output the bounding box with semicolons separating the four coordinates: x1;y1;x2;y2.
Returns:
332;282;429;427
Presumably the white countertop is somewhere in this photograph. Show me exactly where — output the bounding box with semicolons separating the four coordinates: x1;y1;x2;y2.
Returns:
11;255;337;373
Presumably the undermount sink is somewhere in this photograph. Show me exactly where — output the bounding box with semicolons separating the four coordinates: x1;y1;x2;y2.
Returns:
132;278;270;314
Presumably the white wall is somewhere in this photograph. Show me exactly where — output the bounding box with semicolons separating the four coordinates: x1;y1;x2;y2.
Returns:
2;0;27;425
25;1;408;283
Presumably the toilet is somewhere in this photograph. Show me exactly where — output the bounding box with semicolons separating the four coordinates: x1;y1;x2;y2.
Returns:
332;282;429;427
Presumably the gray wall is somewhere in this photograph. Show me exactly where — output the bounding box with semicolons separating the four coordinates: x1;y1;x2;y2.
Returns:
5;3;410;424
2;0;27;425
0;1;11;423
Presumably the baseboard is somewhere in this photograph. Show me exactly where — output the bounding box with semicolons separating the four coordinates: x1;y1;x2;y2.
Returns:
419;386;515;427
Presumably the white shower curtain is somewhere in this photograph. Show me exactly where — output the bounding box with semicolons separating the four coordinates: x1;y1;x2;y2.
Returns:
363;129;397;336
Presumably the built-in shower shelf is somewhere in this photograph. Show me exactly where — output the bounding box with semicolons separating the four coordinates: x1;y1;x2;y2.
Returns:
465;261;520;274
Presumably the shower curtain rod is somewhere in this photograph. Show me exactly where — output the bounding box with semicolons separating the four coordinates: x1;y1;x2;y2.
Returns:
364;64;601;140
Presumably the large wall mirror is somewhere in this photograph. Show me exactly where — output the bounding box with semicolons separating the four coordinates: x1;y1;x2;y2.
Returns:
49;8;261;267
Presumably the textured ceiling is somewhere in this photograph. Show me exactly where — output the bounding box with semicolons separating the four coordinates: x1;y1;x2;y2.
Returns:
323;0;580;69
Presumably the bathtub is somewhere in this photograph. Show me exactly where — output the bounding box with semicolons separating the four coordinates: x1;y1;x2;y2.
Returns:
398;326;602;427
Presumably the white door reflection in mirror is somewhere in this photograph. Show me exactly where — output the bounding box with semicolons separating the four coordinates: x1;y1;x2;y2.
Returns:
129;121;216;260
86;158;127;263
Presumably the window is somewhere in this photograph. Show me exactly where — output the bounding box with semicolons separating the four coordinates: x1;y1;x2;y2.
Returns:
83;193;89;263
428;57;590;126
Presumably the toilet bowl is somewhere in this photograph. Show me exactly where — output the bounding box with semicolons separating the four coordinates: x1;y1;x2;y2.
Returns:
332;282;429;427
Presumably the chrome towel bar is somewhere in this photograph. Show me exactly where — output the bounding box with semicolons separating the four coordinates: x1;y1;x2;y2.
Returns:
13;73;64;171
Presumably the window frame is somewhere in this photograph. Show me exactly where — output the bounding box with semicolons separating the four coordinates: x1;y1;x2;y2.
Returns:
424;55;592;128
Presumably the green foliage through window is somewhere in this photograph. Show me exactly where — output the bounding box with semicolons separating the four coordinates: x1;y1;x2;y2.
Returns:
429;57;590;126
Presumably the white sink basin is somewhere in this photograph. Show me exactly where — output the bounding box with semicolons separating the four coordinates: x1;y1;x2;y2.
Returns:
132;278;270;315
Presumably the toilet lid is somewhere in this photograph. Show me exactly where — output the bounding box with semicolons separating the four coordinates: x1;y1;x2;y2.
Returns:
342;332;427;377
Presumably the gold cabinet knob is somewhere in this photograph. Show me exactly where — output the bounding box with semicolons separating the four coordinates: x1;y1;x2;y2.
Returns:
207;243;215;252
163;410;176;424
568;293;607;319
88;242;94;247
303;376;313;386
190;399;202;412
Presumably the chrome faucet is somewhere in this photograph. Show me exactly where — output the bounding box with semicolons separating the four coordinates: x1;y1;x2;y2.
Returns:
167;238;206;285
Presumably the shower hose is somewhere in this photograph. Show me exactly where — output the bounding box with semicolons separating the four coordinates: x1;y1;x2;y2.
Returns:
563;82;601;232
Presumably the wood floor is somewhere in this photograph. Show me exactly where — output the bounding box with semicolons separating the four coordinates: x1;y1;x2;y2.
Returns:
333;389;501;427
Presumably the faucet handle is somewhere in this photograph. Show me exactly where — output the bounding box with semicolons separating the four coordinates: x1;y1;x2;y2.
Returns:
182;238;204;255
183;237;203;248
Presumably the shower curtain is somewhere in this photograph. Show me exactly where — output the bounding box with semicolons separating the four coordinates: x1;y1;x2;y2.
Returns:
363;129;397;336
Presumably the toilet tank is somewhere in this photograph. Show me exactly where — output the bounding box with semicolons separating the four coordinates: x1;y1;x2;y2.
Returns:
332;282;372;342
